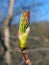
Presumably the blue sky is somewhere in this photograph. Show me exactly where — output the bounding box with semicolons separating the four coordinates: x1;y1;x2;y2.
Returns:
0;0;49;24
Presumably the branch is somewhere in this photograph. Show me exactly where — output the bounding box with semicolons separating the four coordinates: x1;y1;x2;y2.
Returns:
4;0;15;26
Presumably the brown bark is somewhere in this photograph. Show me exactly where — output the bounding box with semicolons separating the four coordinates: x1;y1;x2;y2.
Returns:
21;50;31;65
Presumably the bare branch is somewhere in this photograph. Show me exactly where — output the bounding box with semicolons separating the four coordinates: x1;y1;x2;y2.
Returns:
4;0;15;65
4;0;15;26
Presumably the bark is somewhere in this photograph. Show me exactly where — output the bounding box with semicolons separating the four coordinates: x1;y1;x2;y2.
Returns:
4;0;15;53
21;50;31;65
4;0;15;65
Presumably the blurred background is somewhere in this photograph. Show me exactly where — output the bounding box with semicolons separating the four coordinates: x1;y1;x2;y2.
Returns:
0;0;49;65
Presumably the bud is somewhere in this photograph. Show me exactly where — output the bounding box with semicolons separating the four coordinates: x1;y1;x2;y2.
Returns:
19;10;30;34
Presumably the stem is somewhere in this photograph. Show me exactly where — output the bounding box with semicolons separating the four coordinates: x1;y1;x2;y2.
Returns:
21;49;31;65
